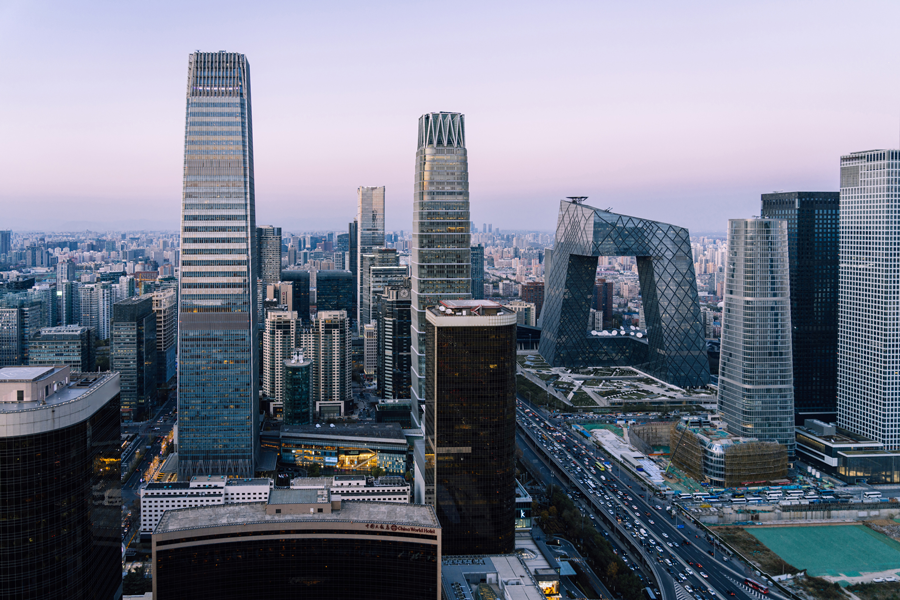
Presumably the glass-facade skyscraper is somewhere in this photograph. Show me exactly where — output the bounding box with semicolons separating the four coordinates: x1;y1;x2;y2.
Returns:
410;112;471;426
760;192;839;423
422;300;517;555
357;186;385;327
718;219;795;455
178;51;259;478
838;150;900;450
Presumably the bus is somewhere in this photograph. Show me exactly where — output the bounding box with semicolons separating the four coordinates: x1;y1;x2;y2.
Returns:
731;497;747;505
596;461;605;470
745;578;769;594
644;587;658;600
693;492;711;501
679;493;693;501
864;491;883;501
786;489;804;498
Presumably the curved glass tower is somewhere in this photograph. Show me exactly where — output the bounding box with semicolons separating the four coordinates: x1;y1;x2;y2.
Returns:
178;51;258;478
718;219;795;455
410;113;471;424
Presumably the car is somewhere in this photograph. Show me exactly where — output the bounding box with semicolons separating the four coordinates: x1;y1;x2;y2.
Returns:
656;505;663;509
700;572;708;579
685;568;693;575
662;533;669;538
667;542;673;547
696;564;703;569
886;577;897;583
874;578;885;583
649;520;655;525
679;574;687;582
728;592;736;596
685;585;694;593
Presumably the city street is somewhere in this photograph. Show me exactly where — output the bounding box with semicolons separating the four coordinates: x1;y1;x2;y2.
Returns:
517;396;782;600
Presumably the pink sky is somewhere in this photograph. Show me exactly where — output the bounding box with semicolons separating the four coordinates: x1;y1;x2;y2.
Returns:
1;1;898;233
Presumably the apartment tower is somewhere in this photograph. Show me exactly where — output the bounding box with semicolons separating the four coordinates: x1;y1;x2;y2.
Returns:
357;187;385;327
177;51;259;478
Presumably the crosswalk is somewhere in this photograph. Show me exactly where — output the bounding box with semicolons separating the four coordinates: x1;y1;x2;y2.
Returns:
724;574;769;599
674;583;695;600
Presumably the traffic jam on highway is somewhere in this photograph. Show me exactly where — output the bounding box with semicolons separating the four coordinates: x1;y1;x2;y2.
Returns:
517;399;779;600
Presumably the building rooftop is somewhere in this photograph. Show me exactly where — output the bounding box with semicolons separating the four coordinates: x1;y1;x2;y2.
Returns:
441;554;545;600
281;421;406;443
0;366;55;382
156;499;439;534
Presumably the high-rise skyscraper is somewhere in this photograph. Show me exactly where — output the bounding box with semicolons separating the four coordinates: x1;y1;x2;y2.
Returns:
360;248;401;327
263;309;297;405
283;349;312;426
178;51;259;478
315;270;354;316
257;225;282;284
421;300;517;554
348;220;358;322
377;284;412;400
838;149;900;450
357;187;385;323
470;244;484;300
0;366;121;600
0;230;10;257
153;288;177;387
410;112;471;426
761;192;839;423
299;310;351;413
281;269;311;325
112;295;158;421
718;219;795;455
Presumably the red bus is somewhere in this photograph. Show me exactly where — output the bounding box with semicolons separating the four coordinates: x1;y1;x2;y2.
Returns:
745;578;769;594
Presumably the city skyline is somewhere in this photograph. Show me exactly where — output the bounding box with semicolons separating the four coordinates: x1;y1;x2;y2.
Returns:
3;3;900;233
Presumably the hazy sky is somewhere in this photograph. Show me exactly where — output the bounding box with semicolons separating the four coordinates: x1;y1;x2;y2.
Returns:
2;1;899;234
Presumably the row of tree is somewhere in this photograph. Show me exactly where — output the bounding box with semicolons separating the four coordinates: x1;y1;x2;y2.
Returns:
540;485;646;600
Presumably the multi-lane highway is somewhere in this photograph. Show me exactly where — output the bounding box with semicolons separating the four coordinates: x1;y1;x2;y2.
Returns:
517;397;784;600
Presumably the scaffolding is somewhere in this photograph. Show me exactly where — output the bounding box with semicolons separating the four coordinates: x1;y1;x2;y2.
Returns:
723;441;788;487
630;422;672;456
668;423;704;482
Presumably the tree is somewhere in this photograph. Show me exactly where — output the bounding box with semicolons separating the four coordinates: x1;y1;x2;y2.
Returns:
123;565;152;595
307;463;321;477
606;562;619;586
370;466;384;478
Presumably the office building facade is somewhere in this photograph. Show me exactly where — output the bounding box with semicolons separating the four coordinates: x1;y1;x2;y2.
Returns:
377;284;412;400
153;288;177;386
520;281;545;319
357;186;385;319
257;225;282;285
152;498;440;600
283;350;312;425
470;244;484;299
360;248;400;327
539;199;709;387
178;51;259;478
411;112;472;425
281;269;310;324
422;300;517;555
838;150;900;450
315;270;353;316
761;192;839;423
0;367;121;600
718;219;795;455
28;324;96;372
111;295;158;421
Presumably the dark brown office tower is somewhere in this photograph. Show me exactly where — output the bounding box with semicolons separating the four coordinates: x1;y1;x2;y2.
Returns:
520;281;545;319
594;278;614;324
423;300;517;555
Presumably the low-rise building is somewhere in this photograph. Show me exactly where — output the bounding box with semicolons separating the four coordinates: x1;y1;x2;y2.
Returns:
280;422;409;475
151;494;440;600
139;475;272;538
290;474;410;503
796;419;900;484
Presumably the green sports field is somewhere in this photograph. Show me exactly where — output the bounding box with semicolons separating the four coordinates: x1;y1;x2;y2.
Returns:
747;525;900;577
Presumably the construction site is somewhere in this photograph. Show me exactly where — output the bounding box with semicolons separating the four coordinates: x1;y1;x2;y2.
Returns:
630;416;788;487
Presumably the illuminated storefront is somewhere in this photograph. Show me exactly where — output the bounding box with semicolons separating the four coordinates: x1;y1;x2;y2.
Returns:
280;422;408;475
